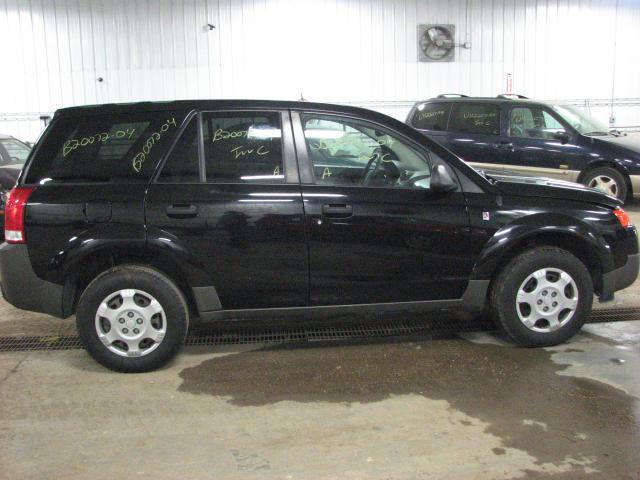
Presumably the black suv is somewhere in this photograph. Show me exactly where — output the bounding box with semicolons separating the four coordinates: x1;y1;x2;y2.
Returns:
0;100;638;372
406;94;640;201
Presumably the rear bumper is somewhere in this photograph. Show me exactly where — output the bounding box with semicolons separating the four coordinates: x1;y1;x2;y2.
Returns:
0;242;65;317
600;253;639;301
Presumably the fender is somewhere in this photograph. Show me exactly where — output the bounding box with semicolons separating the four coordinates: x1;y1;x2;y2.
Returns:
580;158;631;180
47;223;147;283
470;212;614;281
579;135;640;178
49;223;214;287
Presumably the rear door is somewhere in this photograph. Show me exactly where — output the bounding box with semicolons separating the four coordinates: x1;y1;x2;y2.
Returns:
292;110;472;306
444;102;505;175
145;110;309;310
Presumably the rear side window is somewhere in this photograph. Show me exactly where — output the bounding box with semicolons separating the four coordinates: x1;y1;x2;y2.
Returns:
201;112;283;183
25;111;188;184
448;103;500;135
410;103;451;131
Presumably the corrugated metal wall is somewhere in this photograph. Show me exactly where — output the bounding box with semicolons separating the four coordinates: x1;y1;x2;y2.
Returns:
1;0;639;141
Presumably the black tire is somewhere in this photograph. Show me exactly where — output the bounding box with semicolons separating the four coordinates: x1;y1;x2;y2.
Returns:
76;265;189;373
581;166;628;201
489;247;593;347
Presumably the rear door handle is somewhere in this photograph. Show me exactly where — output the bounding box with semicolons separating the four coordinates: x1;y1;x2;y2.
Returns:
322;204;353;218
495;141;514;150
166;204;198;218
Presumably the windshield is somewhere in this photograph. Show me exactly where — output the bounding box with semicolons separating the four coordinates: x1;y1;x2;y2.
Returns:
0;138;31;166
552;105;611;136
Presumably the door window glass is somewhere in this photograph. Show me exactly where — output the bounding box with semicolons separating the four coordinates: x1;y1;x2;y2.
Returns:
302;115;432;189
542;111;565;132
0;138;30;166
201;112;283;183
509;107;567;139
448;104;500;135
410;103;451;131
158;117;200;183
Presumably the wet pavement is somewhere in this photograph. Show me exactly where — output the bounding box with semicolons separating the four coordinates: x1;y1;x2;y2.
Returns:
177;335;640;478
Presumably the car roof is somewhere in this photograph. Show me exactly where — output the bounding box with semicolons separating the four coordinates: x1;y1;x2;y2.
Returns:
55;99;384;118
413;96;548;106
0;134;13;139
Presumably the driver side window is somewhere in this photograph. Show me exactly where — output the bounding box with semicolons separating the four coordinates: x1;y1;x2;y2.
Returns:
301;114;432;189
509;107;567;140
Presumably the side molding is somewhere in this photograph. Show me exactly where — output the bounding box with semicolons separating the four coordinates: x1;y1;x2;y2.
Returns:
196;280;490;321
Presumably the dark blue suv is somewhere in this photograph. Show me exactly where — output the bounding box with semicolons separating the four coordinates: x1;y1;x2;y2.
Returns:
406;94;640;201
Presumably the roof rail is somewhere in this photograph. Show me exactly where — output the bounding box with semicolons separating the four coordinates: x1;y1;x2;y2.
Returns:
436;94;469;98
497;94;528;99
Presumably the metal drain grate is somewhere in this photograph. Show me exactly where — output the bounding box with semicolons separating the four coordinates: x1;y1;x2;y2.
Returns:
0;307;638;353
0;335;83;352
587;307;640;323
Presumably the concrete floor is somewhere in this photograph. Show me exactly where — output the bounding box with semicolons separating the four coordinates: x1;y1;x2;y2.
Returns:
2;207;640;480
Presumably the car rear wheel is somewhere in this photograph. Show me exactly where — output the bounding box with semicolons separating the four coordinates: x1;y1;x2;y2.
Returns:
489;247;593;347
76;265;189;372
582;166;627;200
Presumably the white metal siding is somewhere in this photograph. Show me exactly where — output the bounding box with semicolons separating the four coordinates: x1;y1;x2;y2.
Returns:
1;0;639;141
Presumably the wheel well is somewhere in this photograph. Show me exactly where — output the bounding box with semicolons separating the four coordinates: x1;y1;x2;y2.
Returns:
491;232;602;295
65;248;198;317
578;161;631;196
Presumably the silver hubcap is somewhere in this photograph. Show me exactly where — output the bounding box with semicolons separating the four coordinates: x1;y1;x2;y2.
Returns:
516;268;578;333
95;289;166;357
588;175;618;197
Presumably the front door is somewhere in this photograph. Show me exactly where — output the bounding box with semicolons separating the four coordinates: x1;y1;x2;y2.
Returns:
293;111;472;306
145;110;308;310
502;105;584;182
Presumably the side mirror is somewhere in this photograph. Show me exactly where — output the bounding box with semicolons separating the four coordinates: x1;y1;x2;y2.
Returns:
553;131;570;144
430;164;458;193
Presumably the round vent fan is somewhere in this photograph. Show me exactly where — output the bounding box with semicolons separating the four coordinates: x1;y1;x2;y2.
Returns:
418;24;456;62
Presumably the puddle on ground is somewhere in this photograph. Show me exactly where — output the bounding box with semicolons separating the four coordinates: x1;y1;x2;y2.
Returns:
178;338;640;478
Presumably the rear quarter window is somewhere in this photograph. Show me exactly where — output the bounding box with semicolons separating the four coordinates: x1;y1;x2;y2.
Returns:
410;103;451;131
25;111;189;184
448;103;500;135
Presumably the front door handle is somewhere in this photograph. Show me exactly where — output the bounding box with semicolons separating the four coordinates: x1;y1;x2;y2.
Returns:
166;204;198;218
322;204;353;218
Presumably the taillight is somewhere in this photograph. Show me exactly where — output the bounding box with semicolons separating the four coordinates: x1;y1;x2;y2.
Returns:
613;207;631;228
4;187;35;244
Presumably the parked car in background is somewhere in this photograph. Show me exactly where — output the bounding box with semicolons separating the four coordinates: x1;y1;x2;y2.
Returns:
0;134;31;239
406;94;640;201
0;100;637;372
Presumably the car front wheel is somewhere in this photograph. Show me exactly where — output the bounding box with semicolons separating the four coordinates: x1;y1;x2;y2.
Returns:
582;166;627;201
76;265;189;372
489;246;593;347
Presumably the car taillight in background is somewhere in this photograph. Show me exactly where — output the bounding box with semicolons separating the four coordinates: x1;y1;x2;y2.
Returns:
4;187;35;243
613;207;631;228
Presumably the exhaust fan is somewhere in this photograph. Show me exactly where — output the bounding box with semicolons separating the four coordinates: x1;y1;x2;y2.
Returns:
418;24;455;62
